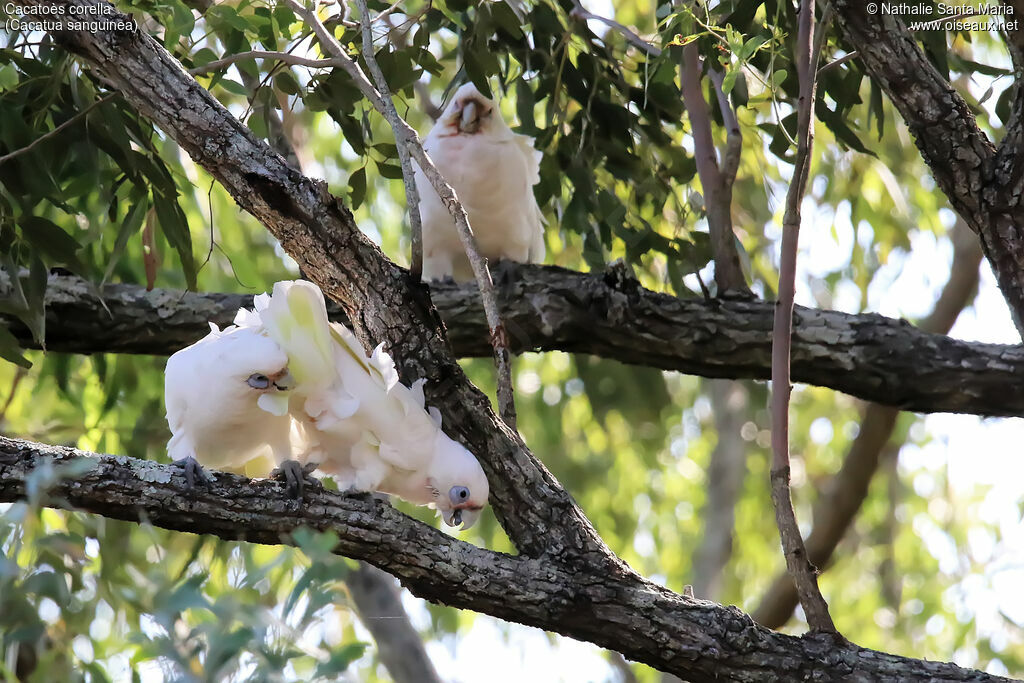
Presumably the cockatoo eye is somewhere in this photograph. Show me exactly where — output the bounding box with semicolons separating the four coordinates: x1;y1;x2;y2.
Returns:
449;486;470;506
247;373;271;389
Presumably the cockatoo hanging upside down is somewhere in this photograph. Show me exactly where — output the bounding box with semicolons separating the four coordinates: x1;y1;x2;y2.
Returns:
163;280;490;529
415;82;545;281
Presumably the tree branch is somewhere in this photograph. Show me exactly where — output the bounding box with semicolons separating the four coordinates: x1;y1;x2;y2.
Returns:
753;217;985;628
11;0;599;563
0;437;1012;683
224;42;439;678
769;0;836;635
344;562;443;683
679;40;749;295
352;0;423;281
833;1;1024;338
282;0;518;430
5;267;1023;418
690;380;749;600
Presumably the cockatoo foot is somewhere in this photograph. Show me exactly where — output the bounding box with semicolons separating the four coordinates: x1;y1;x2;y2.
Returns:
492;258;518;286
172;456;211;490
270;460;321;499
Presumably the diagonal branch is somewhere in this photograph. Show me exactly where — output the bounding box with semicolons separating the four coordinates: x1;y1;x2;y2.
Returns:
226;47;439;680
10;0;597;562
282;0;518;430
5;268;1024;418
833;1;1024;338
351;0;423;281
0;437;1013;683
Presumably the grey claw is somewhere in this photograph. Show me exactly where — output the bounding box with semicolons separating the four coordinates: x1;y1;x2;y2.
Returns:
270;460;321;499
172;456;211;490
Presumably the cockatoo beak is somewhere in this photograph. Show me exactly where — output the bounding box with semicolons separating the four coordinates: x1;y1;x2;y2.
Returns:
441;505;482;529
459;100;480;134
273;369;295;391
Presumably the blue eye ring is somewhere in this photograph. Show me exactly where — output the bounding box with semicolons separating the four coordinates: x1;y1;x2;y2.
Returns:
449;486;470;506
247;373;271;389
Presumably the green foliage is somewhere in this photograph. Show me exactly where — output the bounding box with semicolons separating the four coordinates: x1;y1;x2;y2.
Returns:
1;0;1022;679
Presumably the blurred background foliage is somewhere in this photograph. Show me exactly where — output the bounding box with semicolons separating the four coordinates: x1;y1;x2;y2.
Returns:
1;0;1022;680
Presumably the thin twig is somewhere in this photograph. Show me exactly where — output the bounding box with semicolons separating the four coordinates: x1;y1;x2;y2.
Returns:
188;49;340;75
354;0;423;280
817;51;857;76
769;0;837;635
284;0;518;429
0;92;118;166
708;67;742;187
0;367;28;423
373;0;405;23
568;0;662;57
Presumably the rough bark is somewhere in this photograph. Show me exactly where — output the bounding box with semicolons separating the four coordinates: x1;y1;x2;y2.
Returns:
3;1;1017;679
833;1;1024;336
0;438;1011;683
232;53;441;681
9;0;602;565
4;268;1023;418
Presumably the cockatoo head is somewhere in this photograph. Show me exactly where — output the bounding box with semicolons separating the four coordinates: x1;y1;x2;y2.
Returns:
427;433;490;530
220;327;295;415
438;83;507;137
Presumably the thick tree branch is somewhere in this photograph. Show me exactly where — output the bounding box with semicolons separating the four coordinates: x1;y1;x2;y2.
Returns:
10;0;595;563
0;438;1012;683
833;1;1024;337
229;47;439;679
5;267;1023;417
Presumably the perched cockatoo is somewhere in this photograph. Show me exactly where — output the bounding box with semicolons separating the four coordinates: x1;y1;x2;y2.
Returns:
415;82;545;281
253;280;490;529
164;322;297;488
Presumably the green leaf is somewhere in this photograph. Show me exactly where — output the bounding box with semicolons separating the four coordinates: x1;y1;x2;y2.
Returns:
19;216;87;275
274;71;301;95
102;190;148;284
375;160;404;179
219;79;250;97
349;167;367;209
153;192;196;289
313;643;367;676
0;324;31;368
722;66;739;94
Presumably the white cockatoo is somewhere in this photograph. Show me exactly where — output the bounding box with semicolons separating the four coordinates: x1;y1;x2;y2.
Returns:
415;82;545;281
164;322;297;488
253;279;490;529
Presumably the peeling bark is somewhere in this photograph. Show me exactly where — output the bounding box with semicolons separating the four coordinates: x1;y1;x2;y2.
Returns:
0;438;1011;683
4;268;1023;417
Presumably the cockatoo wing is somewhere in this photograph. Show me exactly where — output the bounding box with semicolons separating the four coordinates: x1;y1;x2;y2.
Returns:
258;280;335;388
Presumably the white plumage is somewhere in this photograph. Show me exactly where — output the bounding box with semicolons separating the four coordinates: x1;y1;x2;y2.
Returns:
415;82;545;281
164;322;296;479
253;280;490;528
